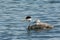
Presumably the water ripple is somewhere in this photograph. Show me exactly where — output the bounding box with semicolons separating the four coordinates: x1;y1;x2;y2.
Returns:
0;0;60;40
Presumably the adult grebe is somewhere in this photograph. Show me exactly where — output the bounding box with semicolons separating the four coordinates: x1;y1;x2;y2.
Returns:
25;16;54;31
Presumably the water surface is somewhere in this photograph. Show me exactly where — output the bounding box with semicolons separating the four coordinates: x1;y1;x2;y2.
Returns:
0;0;60;40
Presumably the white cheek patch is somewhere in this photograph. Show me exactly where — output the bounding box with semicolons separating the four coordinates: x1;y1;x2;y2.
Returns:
26;18;32;21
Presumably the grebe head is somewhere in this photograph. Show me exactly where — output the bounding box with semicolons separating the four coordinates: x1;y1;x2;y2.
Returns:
25;16;32;21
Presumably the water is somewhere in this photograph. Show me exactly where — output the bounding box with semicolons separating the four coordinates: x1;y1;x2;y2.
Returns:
0;0;60;40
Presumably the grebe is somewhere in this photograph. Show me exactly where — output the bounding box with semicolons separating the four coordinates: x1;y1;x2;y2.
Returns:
25;16;54;31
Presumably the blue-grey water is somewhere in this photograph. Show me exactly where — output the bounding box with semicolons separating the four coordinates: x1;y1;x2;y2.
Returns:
0;0;60;40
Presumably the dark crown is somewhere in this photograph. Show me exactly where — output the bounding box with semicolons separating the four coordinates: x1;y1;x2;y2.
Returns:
26;16;31;19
